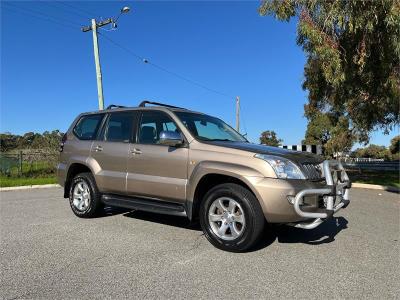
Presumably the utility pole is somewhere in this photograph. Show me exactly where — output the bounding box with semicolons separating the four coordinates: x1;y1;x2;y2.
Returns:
91;19;104;110
81;7;130;110
236;96;240;132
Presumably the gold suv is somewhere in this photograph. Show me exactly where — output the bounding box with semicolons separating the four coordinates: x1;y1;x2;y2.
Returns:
57;101;351;252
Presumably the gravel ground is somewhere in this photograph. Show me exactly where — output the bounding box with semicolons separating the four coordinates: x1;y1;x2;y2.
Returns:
1;187;399;299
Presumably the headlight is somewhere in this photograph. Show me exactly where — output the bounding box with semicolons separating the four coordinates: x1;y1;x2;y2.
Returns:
255;154;305;179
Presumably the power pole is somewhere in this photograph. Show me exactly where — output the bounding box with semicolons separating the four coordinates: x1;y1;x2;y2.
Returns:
236;96;240;132
91;19;104;110
81;7;130;110
82;19;113;110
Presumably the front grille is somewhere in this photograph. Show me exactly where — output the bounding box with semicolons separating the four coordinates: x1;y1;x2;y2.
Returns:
302;163;323;180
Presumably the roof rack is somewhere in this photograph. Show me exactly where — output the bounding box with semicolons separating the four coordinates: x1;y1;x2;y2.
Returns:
138;100;185;110
106;104;127;110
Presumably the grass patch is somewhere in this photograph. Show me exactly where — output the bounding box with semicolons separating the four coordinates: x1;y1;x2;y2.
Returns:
0;176;57;187
0;160;56;187
347;170;400;188
2;161;56;177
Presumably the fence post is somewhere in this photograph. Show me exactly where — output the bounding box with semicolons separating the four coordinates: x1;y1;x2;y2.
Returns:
19;151;23;176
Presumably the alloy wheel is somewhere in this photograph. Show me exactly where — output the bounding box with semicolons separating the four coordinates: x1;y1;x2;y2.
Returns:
208;197;245;241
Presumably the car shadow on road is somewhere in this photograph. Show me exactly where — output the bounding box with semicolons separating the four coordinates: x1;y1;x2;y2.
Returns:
251;217;348;251
105;207;348;250
274;217;349;245
122;210;202;231
97;206;131;218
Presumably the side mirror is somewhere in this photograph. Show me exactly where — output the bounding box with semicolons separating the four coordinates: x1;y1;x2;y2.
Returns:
159;131;183;147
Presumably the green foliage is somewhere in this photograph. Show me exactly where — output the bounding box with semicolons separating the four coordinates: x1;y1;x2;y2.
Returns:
259;130;283;146
389;135;400;160
352;135;400;161
389;135;400;154
0;176;57;188
324;116;354;157
303;112;332;145
353;144;392;160
303;112;353;157
0;130;63;153
259;0;400;145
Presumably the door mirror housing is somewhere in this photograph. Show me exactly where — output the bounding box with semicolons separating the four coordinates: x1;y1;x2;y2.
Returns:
159;131;183;147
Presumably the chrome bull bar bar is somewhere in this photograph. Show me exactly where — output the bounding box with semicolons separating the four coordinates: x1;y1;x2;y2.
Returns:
290;160;351;230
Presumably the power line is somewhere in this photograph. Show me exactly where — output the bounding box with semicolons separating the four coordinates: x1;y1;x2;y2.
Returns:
98;32;233;99
98;32;248;128
4;2;82;28
3;2;248;127
3;2;237;101
45;1;91;21
148;61;232;99
98;32;145;60
2;5;78;30
56;1;98;19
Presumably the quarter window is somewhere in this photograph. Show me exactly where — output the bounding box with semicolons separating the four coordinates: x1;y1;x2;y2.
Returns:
73;114;103;140
103;112;135;142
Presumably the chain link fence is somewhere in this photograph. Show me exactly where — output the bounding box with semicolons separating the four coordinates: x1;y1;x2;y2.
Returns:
0;151;59;177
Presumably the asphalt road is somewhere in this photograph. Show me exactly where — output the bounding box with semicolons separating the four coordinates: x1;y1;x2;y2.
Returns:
1;187;399;299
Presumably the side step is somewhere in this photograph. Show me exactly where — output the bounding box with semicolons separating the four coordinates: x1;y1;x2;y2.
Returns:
101;194;187;217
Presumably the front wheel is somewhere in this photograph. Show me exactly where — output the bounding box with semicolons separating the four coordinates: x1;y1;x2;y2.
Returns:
199;183;265;252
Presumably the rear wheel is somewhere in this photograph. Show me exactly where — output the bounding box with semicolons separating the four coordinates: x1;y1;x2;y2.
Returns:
200;183;265;252
69;172;103;218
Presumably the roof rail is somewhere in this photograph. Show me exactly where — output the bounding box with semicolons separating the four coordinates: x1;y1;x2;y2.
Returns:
138;100;185;110
106;104;127;110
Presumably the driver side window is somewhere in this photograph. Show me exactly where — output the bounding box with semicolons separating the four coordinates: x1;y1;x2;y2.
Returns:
138;111;179;144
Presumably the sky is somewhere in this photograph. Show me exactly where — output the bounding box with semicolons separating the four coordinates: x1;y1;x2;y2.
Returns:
1;1;398;146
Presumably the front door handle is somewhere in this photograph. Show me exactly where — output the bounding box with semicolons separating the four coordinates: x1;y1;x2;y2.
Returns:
131;148;142;155
94;145;103;152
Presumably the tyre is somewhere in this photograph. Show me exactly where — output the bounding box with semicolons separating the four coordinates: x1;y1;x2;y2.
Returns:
69;172;103;218
199;183;265;252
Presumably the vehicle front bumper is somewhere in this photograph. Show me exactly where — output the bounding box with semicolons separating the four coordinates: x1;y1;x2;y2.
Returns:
247;160;351;229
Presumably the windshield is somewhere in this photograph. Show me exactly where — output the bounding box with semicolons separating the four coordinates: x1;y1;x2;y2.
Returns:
175;112;247;142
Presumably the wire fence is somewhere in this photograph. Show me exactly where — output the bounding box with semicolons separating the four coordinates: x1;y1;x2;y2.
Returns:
0;151;59;177
339;158;400;171
340;157;385;163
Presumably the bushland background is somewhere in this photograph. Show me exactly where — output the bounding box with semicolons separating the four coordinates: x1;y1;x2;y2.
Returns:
0;130;398;188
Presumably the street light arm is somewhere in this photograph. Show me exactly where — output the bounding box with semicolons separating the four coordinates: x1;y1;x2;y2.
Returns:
113;7;130;24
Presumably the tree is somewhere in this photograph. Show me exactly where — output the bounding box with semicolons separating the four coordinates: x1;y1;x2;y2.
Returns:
0;133;18;152
303;112;332;145
260;130;283;146
389;135;400;154
353;144;391;160
324;116;354;157
0;131;63;152
303;112;354;157
389;135;400;160
259;0;400;144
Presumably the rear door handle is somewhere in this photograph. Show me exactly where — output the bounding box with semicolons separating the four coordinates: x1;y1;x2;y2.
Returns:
131;148;142;155
94;145;103;152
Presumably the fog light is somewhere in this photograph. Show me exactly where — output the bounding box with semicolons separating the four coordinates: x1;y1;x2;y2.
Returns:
287;196;295;205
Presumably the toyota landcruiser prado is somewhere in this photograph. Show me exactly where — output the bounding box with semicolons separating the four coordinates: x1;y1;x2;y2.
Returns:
57;101;350;252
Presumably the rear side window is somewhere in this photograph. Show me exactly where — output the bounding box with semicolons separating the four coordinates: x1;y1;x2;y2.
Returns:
103;112;135;142
73;114;103;140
